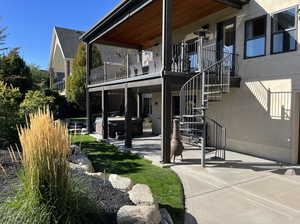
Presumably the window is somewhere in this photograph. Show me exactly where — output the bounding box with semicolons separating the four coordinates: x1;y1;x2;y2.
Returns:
245;15;267;58
271;7;297;54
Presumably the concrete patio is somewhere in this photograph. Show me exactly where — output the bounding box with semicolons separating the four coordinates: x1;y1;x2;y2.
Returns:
100;134;300;224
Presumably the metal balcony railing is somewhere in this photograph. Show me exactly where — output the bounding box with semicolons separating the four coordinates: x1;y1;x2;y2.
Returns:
53;80;65;91
88;38;239;85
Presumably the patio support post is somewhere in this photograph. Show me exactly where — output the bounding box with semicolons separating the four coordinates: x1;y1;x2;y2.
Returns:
137;92;143;119
137;92;143;135
86;43;92;133
161;0;173;163
125;86;133;148
102;90;108;139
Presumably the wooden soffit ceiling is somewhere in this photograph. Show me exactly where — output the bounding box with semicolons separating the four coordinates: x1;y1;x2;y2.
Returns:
94;0;230;49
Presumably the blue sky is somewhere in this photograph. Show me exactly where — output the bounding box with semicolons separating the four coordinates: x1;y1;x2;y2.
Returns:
1;0;120;69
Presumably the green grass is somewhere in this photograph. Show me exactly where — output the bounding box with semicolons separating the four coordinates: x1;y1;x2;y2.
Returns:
69;117;87;121
71;135;185;224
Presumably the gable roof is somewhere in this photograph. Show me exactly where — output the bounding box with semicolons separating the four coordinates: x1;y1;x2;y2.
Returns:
54;26;84;59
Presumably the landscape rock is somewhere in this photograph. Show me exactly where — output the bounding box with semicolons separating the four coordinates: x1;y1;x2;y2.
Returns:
70;144;82;155
109;174;133;192
117;205;161;224
85;171;106;180
70;154;94;172
69;162;89;174
128;184;155;206
160;208;174;224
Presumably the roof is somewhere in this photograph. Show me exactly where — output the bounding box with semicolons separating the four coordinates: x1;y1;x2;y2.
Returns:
54;26;84;59
80;0;137;42
80;0;250;43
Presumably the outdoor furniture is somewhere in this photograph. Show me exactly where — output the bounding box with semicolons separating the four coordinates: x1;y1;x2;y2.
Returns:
95;117;143;138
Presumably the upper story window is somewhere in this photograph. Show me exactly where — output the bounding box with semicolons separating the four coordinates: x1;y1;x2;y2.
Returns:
271;7;297;54
245;15;267;58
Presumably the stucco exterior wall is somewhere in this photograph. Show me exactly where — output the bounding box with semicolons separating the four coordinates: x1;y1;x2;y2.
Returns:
150;0;300;163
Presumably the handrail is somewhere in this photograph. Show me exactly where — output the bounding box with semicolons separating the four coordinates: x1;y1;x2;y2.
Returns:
179;53;232;93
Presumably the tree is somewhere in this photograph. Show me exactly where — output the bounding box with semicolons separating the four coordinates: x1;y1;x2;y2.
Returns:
66;43;102;110
29;64;49;90
0;48;32;94
20;90;54;116
0;25;7;51
0;81;22;148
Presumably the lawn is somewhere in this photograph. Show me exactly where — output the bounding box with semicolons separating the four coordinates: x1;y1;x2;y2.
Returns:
71;135;185;224
69;117;87;121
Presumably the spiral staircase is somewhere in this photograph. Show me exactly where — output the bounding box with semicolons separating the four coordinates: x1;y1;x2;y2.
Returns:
179;38;233;167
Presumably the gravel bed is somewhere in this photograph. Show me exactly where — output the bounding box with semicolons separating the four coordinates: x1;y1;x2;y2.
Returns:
0;164;19;203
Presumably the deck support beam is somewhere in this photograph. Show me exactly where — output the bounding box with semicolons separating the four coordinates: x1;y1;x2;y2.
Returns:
161;0;173;163
125;86;133;148
137;92;143;135
161;77;172;163
137;92;143;119
102;90;109;139
86;43;92;133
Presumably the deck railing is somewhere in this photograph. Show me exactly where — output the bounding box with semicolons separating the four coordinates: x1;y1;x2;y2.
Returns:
53;80;65;91
89;38;239;85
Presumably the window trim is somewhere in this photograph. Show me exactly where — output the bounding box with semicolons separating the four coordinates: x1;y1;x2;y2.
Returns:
244;15;267;59
271;5;298;55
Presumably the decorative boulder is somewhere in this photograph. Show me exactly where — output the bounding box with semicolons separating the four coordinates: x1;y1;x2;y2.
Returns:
128;184;155;206
70;154;94;172
70;144;82;155
117;205;161;224
69;162;88;174
109;174;133;192
85;171;106;180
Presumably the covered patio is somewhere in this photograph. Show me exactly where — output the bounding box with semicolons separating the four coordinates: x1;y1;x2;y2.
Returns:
100;134;300;224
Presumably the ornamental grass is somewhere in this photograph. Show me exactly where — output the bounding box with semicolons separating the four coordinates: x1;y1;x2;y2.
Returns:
0;109;107;224
18;108;71;207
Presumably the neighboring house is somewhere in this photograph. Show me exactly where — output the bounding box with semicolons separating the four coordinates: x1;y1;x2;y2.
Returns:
49;27;83;94
81;0;300;165
49;26;129;95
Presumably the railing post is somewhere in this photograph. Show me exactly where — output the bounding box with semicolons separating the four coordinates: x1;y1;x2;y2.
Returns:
202;108;206;168
201;66;206;167
126;53;129;78
180;41;185;72
267;88;271;116
198;37;204;72
104;62;107;82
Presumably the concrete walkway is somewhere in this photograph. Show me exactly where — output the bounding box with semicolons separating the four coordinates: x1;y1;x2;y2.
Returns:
103;134;300;224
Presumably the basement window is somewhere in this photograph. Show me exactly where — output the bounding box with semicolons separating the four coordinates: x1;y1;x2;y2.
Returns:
244;15;267;58
271;7;297;54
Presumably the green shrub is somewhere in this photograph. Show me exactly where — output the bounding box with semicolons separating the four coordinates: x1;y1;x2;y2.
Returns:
20;90;54;116
66;43;102;111
0;81;22;148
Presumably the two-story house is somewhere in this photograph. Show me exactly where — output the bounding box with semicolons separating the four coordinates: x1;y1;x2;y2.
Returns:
80;0;300;165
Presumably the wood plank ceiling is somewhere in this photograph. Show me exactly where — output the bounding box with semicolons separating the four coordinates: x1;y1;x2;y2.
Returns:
95;0;230;49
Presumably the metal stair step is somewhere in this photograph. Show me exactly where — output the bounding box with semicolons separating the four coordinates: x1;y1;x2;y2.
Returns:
204;91;222;95
193;107;207;110
205;84;224;87
180;121;204;125
180;128;203;132
181;114;203;118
